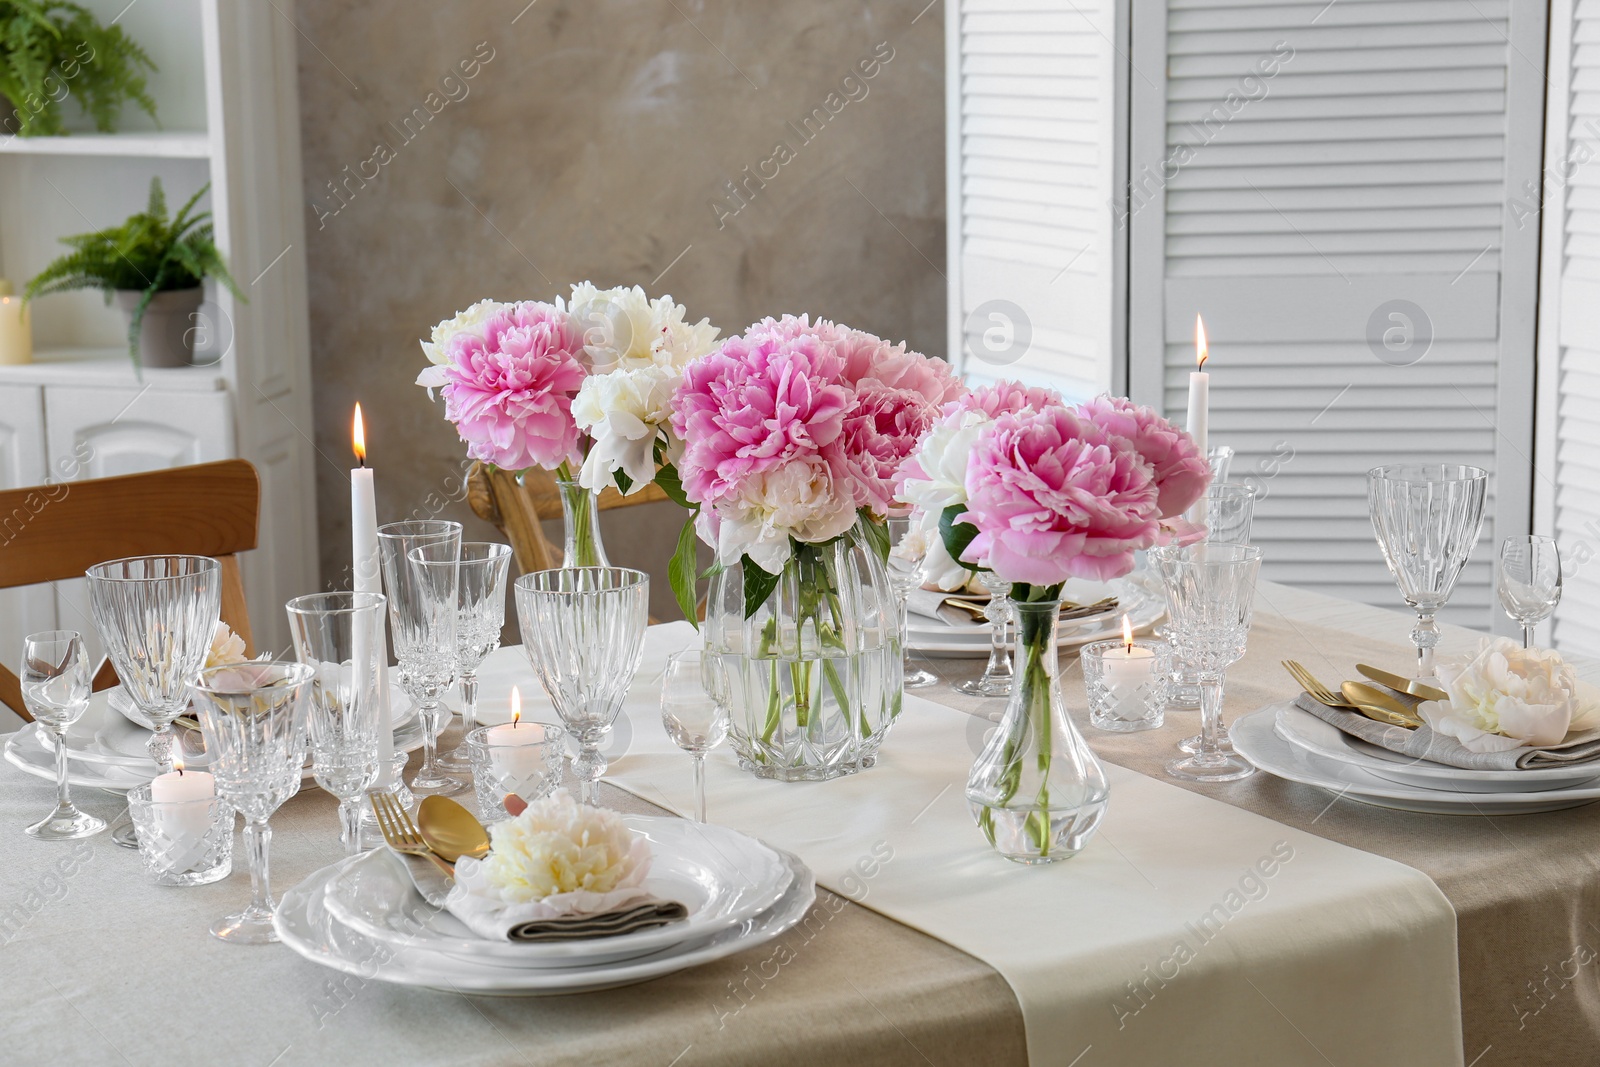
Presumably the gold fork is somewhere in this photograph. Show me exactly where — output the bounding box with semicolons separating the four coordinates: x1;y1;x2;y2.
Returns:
1282;660;1420;729
370;792;456;879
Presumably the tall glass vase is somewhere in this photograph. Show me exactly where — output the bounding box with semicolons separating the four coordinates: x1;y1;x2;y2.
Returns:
967;598;1109;864
704;520;902;781
554;476;610;568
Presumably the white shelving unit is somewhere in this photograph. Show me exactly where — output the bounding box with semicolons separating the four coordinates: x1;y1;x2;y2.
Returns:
0;0;317;658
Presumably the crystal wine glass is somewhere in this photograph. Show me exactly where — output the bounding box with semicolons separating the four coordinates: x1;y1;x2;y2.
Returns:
85;554;221;773
191;660;312;944
20;631;104;840
1498;535;1561;649
1368;464;1488;676
1172;482;1258;746
378;520;463;797
435;542;514;773
660;649;730;822
516;567;648;806
1152;543;1261;783
285;591;386;853
885;515;937;690
955;571;1013;697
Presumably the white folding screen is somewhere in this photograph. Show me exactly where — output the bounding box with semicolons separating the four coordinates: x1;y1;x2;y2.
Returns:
1126;0;1545;630
1536;0;1600;652
945;0;1127;401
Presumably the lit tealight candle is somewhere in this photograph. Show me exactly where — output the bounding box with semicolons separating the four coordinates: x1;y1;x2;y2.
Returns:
486;687;544;782
150;749;216;861
1101;616;1157;721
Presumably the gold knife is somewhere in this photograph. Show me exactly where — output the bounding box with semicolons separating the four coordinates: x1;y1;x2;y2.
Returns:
1355;663;1447;703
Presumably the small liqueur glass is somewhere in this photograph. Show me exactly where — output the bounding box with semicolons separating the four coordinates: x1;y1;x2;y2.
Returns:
465;721;565;823
127;782;232;886
436;542;514;773
191;660;312;943
516;567;648;806
285;591;387;854
1498;534;1561;649
378;520;464;797
660;649;731;822
20;630;104;840
954;572;1014;698
1083;634;1172;733
885;515;938;689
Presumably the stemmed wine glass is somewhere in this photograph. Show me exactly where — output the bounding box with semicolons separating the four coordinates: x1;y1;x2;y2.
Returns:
20;631;104;840
191;660;313;944
1368;464;1488;677
1152;543;1262;783
660;649;730;822
1172;482;1258;749
435;542;514;773
285;592;386;853
85;555;221;773
955;572;1013;697
885;516;937;689
378;520;463;797
1498;535;1561;648
516;567;648;807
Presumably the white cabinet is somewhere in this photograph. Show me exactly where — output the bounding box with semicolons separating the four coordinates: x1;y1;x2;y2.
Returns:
44;382;232;477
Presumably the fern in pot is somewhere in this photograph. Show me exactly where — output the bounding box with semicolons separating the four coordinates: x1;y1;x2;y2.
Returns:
24;178;241;369
0;0;158;136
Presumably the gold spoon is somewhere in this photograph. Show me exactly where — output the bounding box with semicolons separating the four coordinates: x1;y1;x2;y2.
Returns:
416;795;491;863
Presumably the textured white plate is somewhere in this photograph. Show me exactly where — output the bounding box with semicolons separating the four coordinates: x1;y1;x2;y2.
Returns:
275;848;816;995
1274;705;1600;794
322;816;794;968
1229;704;1600;815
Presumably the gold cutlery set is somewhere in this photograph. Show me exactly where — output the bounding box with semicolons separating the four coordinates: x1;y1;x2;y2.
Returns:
370;792;490;879
1281;660;1447;730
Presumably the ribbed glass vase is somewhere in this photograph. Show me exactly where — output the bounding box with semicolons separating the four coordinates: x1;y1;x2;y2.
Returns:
554;476;609;568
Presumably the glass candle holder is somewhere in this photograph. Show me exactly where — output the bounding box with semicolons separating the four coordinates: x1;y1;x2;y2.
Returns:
466;723;565;821
127;783;233;887
1083;638;1173;733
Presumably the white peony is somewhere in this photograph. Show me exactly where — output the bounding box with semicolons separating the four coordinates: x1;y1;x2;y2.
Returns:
1417;637;1588;751
205;622;248;669
571;365;680;492
476;789;650;904
415;298;509;391
707;458;859;573
568;283;719;374
898;409;990;518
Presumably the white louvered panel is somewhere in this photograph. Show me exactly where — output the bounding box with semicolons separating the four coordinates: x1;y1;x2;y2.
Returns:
950;0;1119;399
1129;0;1541;634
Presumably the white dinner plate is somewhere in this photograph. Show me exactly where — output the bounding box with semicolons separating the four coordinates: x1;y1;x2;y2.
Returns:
1230;704;1600;815
322;816;795;968
1274;705;1600;794
275;848;816;995
907;574;1164;658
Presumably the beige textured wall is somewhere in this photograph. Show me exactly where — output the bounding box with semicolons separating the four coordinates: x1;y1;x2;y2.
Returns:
296;0;946;618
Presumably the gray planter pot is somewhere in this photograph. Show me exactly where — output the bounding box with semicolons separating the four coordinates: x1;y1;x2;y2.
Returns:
113;288;204;368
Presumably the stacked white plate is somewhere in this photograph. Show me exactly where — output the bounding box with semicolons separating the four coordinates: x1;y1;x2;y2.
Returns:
275;816;816;994
1230;702;1600;815
3;684;421;793
906;572;1165;658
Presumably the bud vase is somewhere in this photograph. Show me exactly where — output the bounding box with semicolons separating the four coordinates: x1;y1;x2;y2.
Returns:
703;520;902;781
554;476;609;568
967;597;1109;864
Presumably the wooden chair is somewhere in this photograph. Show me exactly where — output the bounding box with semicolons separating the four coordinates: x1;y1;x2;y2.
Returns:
0;459;260;722
465;461;671;574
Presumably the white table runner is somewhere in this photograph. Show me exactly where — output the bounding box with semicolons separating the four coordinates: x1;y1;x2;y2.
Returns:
477;624;1464;1066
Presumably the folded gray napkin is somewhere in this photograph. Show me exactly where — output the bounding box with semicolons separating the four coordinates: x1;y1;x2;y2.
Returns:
1292;694;1600;771
906;589;984;627
507;901;689;943
391;846;453;908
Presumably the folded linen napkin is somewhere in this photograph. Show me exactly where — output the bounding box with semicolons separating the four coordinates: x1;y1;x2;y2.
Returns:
391;846;453;908
502;901;689;942
906;589;984;628
444;854;687;943
1292;694;1600;771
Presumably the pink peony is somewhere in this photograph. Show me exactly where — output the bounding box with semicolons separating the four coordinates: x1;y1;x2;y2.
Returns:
1078;395;1210;518
669;327;851;508
952;380;1062;422
434;302;588;471
959;407;1162;585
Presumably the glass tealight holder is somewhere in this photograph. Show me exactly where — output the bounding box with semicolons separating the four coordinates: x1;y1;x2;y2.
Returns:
465;723;565;822
1082;639;1173;733
127;784;233;887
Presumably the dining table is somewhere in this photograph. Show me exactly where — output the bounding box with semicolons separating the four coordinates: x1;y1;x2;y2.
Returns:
0;580;1593;1067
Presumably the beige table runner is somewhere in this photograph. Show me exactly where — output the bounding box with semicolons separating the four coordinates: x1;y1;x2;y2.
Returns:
484;623;1463;1067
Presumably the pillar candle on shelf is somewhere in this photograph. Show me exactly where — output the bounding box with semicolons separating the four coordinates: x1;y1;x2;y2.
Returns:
351;403;395;784
486;687;544;782
1101;616;1157;720
0;281;32;366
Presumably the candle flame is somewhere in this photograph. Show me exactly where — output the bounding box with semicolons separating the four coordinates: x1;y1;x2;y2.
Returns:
1195;315;1208;370
511;686;521;727
352;403;367;465
1122;613;1134;652
172;747;185;776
